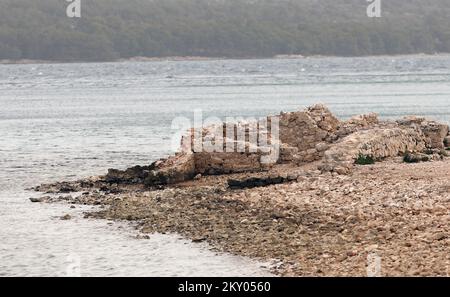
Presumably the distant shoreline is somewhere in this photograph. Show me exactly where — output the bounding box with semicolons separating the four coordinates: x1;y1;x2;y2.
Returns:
1;53;449;66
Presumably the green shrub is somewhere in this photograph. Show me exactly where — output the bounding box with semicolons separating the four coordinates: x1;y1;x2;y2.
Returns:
355;154;375;165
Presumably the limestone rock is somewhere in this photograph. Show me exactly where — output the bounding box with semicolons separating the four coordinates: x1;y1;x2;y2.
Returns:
144;153;196;187
420;121;449;149
398;117;449;149
105;165;154;184
403;152;432;163
102;105;449;183
321;127;428;174
444;136;450;148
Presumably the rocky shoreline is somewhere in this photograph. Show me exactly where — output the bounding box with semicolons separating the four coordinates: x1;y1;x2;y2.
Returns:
30;105;450;276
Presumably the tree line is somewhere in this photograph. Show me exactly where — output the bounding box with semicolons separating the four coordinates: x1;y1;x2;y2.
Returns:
1;0;450;61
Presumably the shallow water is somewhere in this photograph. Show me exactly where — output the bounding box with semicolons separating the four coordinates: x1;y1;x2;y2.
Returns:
0;55;449;276
0;191;273;277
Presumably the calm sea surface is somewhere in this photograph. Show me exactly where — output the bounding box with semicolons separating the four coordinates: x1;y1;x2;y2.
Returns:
0;55;449;276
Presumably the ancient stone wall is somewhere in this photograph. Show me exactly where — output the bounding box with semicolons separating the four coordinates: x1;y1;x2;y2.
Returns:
397;117;449;149
105;105;450;187
336;113;379;137
180;117;277;175
194;151;270;175
138;106;329;185
320;127;428;174
277;104;340;163
320;118;449;174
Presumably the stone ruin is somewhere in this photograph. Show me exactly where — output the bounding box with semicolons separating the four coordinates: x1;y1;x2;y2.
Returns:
321;115;449;174
106;104;450;186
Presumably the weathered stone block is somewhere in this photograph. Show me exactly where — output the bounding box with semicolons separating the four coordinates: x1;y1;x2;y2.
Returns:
444;136;450;148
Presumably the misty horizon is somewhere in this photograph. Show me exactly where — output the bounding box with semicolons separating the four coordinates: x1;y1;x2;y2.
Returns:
1;0;450;62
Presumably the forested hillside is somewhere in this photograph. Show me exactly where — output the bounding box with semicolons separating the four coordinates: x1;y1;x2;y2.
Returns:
1;0;450;61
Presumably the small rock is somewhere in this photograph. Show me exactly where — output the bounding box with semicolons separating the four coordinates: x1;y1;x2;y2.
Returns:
192;237;207;243
315;142;329;152
287;174;298;181
343;187;355;195
60;214;72;220
432;233;447;241
439;149;449;157
443;136;450;147
403;153;431;163
365;244;379;252
335;166;350;175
